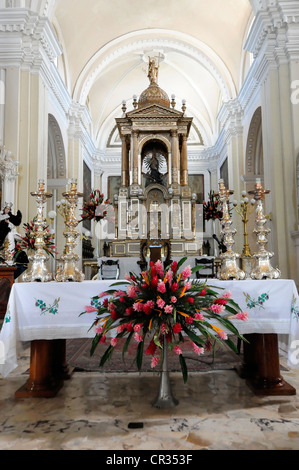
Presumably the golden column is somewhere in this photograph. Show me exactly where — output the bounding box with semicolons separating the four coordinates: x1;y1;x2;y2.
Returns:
121;135;129;187
171;130;179;186
131;130;139;185
180;134;188;186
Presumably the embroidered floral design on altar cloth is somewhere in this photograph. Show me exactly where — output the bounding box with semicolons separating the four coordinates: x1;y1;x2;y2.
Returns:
291;295;299;321
4;306;11;323
34;298;60;315
243;292;269;310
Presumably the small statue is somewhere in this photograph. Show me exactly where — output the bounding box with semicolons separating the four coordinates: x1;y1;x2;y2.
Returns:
0;202;22;252
148;57;158;85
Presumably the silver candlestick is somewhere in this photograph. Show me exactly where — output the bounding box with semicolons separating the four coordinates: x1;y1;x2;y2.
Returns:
218;179;245;280
22;180;53;282
55;179;85;282
248;179;281;280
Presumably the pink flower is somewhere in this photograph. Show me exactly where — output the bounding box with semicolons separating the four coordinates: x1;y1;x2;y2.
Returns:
185;280;191;290
194;312;204;320
171;296;177;303
84;305;98;313
151;356;159;368
193;343;204;355
110;337;118;347
95;325;103;334
125;273;131;281
210;304;225;314
116;324;126;333
186;316;193;324
134;323;143;332
108;302;116;311
98;291;108;298
166;271;173;284
127;285;138;298
155;260;164;277
182;265;192;280
113;290;126;297
157;298;165;309
134;332;143;343
100;335;106;344
174;345;182;355
217;330;228;340
133;302;144;312
157;281;166;293
235;311;248;321
222;291;232;299
164;305;173;314
145;300;155;309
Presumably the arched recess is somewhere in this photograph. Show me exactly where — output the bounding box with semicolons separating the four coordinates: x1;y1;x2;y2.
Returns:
47;113;67;270
47;114;66;180
245;106;264;182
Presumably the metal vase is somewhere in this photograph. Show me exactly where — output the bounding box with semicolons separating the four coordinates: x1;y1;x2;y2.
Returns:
152;335;179;408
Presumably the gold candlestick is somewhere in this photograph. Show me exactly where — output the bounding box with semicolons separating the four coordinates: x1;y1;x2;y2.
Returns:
248;179;281;279
217;179;245;280
22;180;53;282
233;191;255;257
55;179;85;282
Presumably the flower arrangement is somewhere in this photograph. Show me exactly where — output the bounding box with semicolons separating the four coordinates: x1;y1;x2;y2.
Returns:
80;189;111;222
14;217;57;258
203;191;223;221
81;257;248;382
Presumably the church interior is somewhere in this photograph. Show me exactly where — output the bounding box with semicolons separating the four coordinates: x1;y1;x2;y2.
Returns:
1;0;299;452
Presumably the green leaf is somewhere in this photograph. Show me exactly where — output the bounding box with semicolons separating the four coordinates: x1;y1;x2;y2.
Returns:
182;324;206;345
191;265;204;273
99;345;114;367
179;354;188;383
177;257;187;270
122;331;134;359
136;341;144;371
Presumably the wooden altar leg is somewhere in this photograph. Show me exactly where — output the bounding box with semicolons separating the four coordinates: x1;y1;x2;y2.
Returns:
15;340;64;398
52;339;73;380
242;333;296;396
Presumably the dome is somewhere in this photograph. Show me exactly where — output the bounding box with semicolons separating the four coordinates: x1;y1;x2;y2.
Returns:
138;83;170;108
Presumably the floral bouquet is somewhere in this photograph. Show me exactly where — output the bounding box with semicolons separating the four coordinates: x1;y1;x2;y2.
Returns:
14;217;57;258
81;257;248;382
80;189;111;222
203;191;223;221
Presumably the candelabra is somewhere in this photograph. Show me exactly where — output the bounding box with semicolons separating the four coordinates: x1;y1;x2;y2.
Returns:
233;191;256;257
248;179;281;280
55;179;85;282
217;179;245;280
22;180;53;282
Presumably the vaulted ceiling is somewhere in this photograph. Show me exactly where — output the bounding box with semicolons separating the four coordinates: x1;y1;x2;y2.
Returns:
52;0;253;151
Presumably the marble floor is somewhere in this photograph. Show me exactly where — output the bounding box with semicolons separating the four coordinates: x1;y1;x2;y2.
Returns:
1;345;299;452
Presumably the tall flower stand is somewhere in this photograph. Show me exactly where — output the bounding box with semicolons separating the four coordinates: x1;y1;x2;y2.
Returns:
152;336;179;408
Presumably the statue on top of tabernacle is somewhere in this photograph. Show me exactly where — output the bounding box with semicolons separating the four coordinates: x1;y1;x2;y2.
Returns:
148;57;159;85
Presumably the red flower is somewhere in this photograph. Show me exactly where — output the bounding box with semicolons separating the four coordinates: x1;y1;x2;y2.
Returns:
187;296;194;303
151;275;159;288
199;289;206;296
173;323;182;334
186;316;193;324
171;282;179;292
103;298;108;307
171;261;178;273
145;339;156;355
215;298;227;305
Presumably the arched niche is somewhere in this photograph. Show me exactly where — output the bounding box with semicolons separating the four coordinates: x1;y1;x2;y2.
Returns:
141;139;169;188
47;114;66;180
245;106;264;185
47;114;67;271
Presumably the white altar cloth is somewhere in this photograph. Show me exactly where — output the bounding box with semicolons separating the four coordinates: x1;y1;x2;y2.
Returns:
0;278;299;378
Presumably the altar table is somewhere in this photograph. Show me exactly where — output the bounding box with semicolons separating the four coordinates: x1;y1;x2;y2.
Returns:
0;279;299;398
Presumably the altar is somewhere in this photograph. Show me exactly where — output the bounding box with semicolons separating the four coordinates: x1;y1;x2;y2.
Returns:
0;278;299;398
